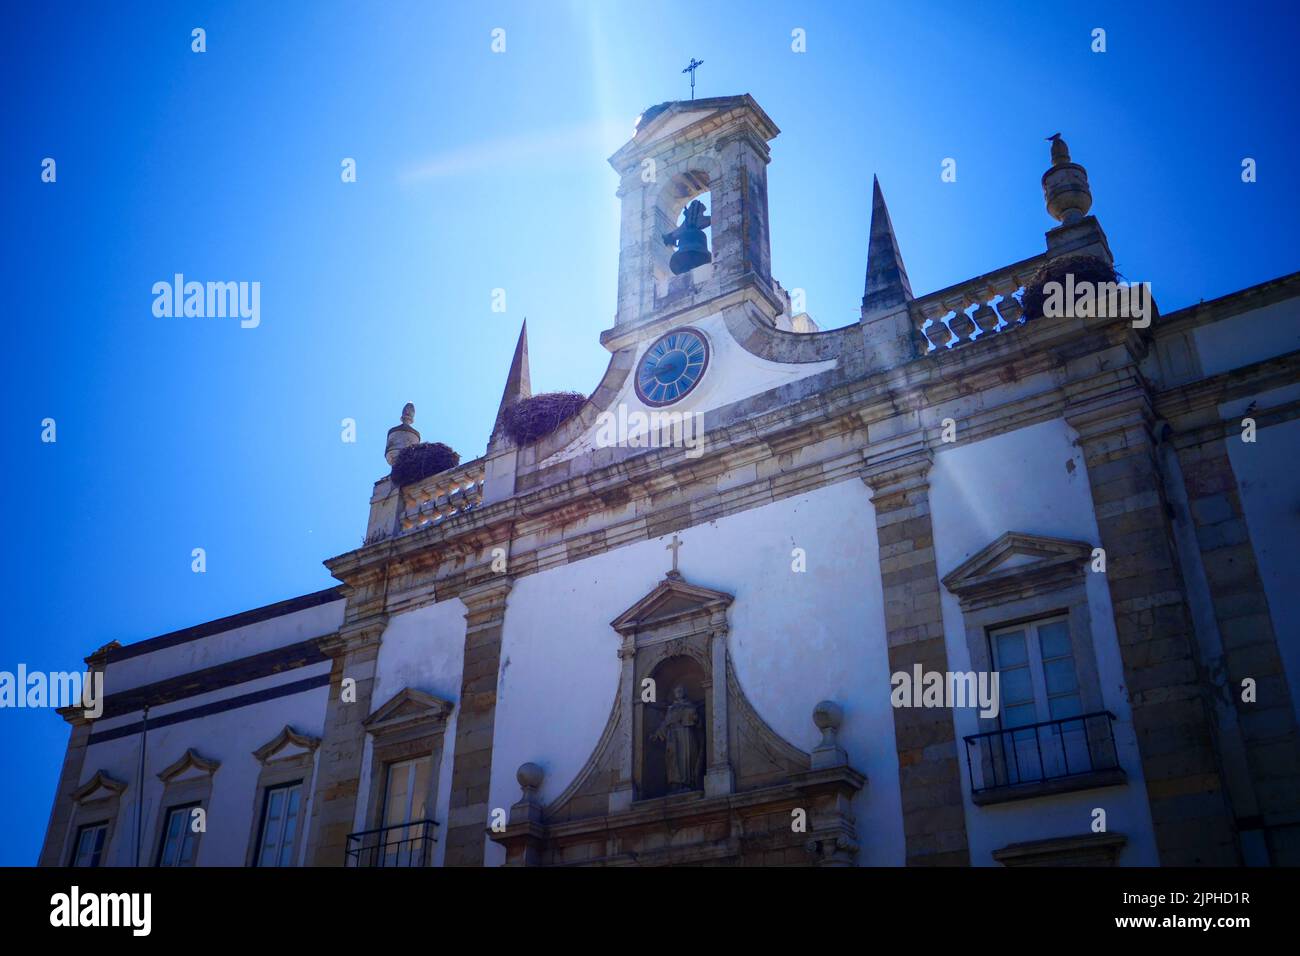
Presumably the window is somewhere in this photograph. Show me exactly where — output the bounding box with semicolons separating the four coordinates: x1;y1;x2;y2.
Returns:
947;533;1122;802
156;803;201;867
990;615;1088;782
990;616;1081;727
351;688;453;866
254;781;302;867
381;756;432;866
72;822;108;867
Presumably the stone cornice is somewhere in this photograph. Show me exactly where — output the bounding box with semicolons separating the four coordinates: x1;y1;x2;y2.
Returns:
494;766;863;849
318;619;384;658
56;704;94;727
860;447;933;496
326;305;1199;605
1063;378;1155;442
1153;269;1300;339
71;770;127;803
363;687;454;735
458;576;513;620
158;748;220;782
607;94;779;174
252;725;321;763
941;532;1092;610
610;574;734;636
597;275;786;353
1155;349;1300;426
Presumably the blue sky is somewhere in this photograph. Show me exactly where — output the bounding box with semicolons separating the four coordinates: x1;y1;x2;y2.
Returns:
2;0;1296;865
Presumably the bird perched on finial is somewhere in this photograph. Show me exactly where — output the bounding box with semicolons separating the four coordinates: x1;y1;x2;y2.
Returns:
401;402;415;426
1047;132;1070;166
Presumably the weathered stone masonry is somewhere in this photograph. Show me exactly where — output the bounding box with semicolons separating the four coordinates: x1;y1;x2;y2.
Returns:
1065;384;1240;865
862;449;970;866
442;578;512;866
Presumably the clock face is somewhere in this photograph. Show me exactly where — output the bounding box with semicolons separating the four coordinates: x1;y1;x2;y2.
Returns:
635;328;710;406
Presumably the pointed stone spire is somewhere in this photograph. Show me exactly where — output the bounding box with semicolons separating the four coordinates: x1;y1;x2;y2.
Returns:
861;176;913;316
490;320;531;446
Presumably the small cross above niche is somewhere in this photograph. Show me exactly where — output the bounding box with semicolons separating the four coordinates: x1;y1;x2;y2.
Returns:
665;533;683;576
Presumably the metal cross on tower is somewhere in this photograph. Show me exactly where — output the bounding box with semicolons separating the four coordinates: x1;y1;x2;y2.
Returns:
681;58;704;100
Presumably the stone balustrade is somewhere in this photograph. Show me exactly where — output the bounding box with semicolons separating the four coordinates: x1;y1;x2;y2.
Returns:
398;458;486;532
908;253;1047;354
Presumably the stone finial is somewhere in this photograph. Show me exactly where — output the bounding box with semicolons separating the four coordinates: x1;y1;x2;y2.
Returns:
1041;133;1093;225
385;401;421;466
811;700;848;770
511;762;545;825
517;761;543;792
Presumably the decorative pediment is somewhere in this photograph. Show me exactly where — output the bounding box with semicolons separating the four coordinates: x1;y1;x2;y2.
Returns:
252;725;321;765
617;95;779;158
610;573;733;635
364;687;454;735
72;770;127;804
489;569;867;867
158;748;220;783
942;532;1092;607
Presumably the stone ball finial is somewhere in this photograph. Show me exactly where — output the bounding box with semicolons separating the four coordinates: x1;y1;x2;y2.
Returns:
811;700;848;770
812;700;843;731
517;762;544;792
385;401;421;466
1041;133;1093;226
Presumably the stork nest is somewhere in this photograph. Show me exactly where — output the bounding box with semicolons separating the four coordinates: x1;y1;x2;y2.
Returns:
500;392;587;445
391;442;460;487
1020;254;1121;321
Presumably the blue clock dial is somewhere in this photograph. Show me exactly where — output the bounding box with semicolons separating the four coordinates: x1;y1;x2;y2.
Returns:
635;328;710;406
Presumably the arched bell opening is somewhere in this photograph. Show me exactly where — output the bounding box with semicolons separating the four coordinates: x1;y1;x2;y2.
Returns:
654;170;714;300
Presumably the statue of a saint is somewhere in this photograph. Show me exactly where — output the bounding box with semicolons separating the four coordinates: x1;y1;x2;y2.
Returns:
651;685;703;793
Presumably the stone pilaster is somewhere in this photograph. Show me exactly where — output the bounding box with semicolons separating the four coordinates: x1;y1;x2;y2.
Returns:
862;449;970;866
1173;431;1300;863
443;577;513;866
39;642;113;867
38;709;94;866
703;622;734;796
303;619;385;866
1065;390;1240;864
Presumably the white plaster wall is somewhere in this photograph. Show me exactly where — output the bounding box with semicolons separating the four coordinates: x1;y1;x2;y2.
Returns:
1225;411;1300;726
490;477;905;866
1194;297;1300;378
540;311;836;467
106;599;345;693
364;598;468;867
75;676;329;867
928;417;1160;866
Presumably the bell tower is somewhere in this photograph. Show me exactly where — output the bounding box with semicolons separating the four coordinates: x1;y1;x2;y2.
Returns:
604;95;781;345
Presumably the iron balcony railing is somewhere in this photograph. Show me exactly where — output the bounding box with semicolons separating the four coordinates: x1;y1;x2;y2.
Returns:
963;710;1121;796
345;819;438;867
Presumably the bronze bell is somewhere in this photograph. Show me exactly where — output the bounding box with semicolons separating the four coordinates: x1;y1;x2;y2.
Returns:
662;199;712;275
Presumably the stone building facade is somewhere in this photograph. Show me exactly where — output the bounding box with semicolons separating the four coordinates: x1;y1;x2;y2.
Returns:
40;95;1300;867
